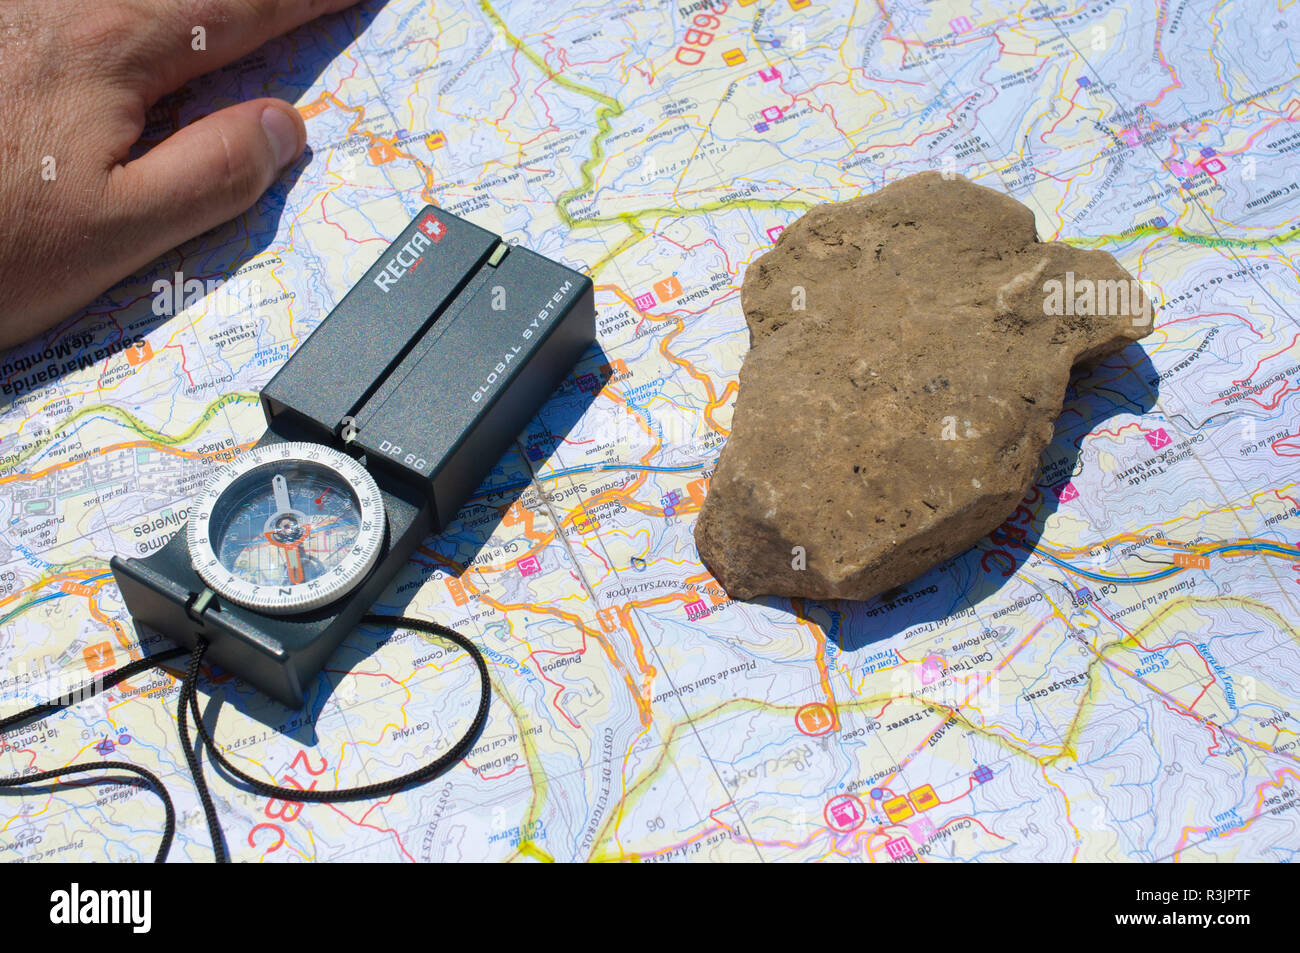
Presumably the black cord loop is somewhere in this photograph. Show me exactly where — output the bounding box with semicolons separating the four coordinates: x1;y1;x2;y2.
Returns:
0;761;176;863
0;614;489;863
0;647;187;735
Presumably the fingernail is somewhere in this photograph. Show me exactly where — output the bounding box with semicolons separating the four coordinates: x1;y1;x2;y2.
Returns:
261;106;300;172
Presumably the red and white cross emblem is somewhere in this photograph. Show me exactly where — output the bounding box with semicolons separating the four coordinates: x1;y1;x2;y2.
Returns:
419;214;446;241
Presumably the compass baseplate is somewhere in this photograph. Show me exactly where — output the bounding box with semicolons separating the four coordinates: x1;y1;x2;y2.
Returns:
111;205;595;707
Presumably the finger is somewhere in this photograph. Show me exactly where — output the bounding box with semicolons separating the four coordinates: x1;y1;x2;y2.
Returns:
106;98;304;275
127;0;365;98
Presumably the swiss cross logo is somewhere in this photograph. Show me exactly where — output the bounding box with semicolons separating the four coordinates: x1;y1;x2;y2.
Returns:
419;214;446;241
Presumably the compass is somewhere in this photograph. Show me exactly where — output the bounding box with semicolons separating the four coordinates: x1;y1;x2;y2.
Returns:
110;202;595;707
187;442;386;615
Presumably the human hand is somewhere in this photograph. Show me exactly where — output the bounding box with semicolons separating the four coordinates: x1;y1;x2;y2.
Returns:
0;0;362;348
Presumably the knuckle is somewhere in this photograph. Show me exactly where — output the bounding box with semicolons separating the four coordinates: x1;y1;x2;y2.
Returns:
190;0;276;27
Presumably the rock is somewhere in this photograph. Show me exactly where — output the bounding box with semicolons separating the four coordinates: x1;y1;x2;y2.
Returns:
694;172;1153;602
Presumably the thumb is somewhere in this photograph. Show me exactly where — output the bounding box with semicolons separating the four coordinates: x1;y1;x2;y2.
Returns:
108;98;305;268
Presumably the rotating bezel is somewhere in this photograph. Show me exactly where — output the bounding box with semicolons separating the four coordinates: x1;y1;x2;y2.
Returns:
186;441;386;615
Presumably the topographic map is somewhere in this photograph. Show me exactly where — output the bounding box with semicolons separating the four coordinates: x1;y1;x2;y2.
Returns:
2;0;1299;863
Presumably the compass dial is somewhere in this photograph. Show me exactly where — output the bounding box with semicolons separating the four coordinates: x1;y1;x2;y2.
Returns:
187;442;386;615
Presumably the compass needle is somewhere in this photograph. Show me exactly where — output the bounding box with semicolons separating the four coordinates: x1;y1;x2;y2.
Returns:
284;546;305;585
187;443;386;614
272;473;293;514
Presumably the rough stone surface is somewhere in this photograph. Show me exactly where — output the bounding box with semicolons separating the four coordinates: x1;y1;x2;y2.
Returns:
694;172;1153;602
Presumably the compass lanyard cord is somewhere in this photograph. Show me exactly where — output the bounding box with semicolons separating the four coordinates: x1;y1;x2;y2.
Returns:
0;615;490;864
0;646;188;864
179;614;491;863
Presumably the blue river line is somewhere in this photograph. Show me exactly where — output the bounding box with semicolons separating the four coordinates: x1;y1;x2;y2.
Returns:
476;462;705;498
0;571;113;627
1039;542;1300;584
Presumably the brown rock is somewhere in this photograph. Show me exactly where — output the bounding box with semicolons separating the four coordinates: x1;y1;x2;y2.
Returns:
694;172;1153;601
